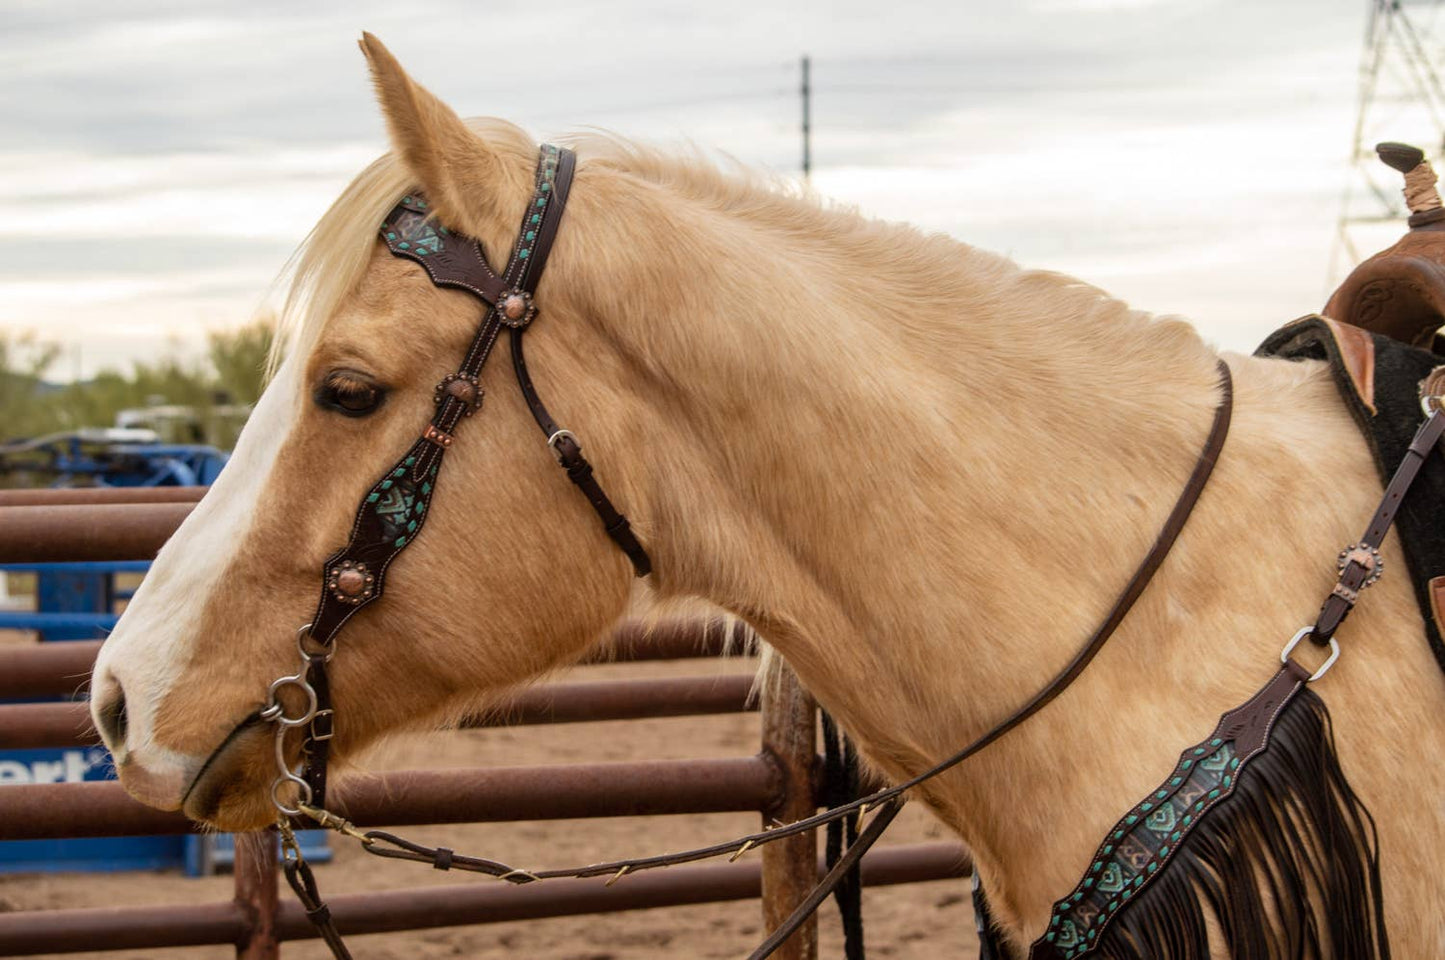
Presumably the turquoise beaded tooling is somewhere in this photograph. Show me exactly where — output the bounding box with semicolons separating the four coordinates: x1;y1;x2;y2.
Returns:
1027;657;1388;960
308;144;570;645
1040;739;1241;958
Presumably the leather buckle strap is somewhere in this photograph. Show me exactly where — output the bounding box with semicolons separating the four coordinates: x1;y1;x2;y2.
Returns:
1313;408;1445;643
513;326;653;577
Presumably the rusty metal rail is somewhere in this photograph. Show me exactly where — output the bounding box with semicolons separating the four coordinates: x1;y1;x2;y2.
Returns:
0;618;742;699
0;673;757;749
0;757;780;840
0;842;970;954
0;494;966;959
0;502;195;562
0;486;207;507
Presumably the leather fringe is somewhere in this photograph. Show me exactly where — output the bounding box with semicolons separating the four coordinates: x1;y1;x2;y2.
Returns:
1093;688;1390;959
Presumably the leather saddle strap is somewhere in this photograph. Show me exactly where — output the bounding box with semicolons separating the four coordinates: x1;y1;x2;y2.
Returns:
1314;408;1445;642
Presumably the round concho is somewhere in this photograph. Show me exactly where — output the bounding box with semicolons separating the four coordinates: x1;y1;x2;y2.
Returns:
434;373;483;416
1336;543;1384;588
328;560;376;605
497;289;536;328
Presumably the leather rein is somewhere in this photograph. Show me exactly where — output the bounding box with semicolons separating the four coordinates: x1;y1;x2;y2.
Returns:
258;144;1239;958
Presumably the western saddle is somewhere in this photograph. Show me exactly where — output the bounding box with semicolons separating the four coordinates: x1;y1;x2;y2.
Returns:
1327;141;1445;353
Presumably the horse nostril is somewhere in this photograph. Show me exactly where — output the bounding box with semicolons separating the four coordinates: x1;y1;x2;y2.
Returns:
94;680;129;756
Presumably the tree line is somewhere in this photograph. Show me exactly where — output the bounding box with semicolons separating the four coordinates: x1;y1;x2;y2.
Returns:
0;320;274;450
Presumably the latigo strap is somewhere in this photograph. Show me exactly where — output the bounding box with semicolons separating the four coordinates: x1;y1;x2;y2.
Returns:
1313;409;1445;642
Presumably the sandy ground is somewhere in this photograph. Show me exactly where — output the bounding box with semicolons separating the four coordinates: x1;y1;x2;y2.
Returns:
0;643;980;960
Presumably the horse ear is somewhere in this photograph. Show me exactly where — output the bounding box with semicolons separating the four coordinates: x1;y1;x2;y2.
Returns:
358;32;529;235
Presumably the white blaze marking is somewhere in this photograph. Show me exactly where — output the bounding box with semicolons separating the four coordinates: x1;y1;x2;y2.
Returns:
91;354;302;775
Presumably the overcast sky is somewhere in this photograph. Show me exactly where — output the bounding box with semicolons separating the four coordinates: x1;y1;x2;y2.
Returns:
0;0;1436;379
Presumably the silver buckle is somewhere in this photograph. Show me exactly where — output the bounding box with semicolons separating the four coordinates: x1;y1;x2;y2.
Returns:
309;709;336;742
547;429;578;464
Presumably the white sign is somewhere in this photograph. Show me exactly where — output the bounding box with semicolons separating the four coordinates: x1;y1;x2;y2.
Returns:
0;748;110;784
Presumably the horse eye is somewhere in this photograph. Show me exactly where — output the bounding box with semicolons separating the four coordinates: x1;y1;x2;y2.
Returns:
316;370;385;417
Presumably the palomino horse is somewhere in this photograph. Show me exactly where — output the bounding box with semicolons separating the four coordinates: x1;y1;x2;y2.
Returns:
90;35;1444;957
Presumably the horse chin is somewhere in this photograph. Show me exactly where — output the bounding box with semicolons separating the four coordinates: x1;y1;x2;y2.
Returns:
180;721;280;831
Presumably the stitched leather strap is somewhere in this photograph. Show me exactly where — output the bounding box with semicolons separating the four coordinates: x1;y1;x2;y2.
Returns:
511;328;652;576
301;659;332;808
309;150;567;645
1313;408;1445;642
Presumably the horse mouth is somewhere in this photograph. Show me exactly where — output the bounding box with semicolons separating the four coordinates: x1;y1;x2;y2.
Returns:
180;711;271;826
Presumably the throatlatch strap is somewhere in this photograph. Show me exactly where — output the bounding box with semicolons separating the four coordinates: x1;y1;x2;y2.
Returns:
510;327;652;576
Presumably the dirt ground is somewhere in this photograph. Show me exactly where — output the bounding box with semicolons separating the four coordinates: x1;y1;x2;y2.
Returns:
0;645;981;960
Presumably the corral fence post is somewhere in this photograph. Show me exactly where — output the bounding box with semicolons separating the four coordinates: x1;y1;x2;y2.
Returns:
759;663;819;960
233;830;279;959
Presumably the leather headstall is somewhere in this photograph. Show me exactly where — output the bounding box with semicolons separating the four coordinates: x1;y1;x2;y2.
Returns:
296;145;650;809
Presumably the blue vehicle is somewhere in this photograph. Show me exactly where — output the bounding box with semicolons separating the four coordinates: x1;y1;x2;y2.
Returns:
0;426;230;489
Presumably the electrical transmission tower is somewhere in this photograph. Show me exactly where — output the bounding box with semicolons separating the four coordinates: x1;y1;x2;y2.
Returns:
1332;0;1445;283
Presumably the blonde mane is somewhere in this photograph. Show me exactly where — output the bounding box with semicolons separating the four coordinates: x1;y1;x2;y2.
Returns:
269;120;1181;384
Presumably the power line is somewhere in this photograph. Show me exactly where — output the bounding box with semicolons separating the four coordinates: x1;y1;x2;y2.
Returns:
1331;0;1445;286
801;55;812;181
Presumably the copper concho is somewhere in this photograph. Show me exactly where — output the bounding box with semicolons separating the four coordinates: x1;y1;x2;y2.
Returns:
497;289;536;329
434;373;483;416
328;560;375;605
1336;543;1384;587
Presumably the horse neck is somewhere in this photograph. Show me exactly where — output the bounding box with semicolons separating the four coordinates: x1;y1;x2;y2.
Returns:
555;187;1225;913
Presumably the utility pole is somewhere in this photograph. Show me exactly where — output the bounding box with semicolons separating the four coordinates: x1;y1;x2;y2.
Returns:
1331;0;1445;285
801;55;812;182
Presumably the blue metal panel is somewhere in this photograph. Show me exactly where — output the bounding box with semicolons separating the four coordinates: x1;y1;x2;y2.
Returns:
0;611;119;632
0;562;152;574
184;831;331;877
35;569;111;641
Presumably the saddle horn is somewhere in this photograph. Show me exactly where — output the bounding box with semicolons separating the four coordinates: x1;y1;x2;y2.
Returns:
1323;141;1445;350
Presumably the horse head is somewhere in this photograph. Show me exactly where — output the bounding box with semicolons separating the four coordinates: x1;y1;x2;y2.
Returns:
90;36;658;829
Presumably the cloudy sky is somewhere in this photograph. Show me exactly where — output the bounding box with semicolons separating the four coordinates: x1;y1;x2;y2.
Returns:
0;0;1437;379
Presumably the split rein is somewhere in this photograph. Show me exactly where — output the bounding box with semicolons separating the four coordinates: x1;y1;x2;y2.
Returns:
255;144;1245;958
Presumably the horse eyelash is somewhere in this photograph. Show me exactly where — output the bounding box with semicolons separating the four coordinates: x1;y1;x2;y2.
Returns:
317;370;386;416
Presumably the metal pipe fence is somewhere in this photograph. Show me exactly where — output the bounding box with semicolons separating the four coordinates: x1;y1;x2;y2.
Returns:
0;492;969;958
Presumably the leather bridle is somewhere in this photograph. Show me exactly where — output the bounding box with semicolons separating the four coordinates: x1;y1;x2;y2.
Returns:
261;145;647;819
256;144;1241;959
